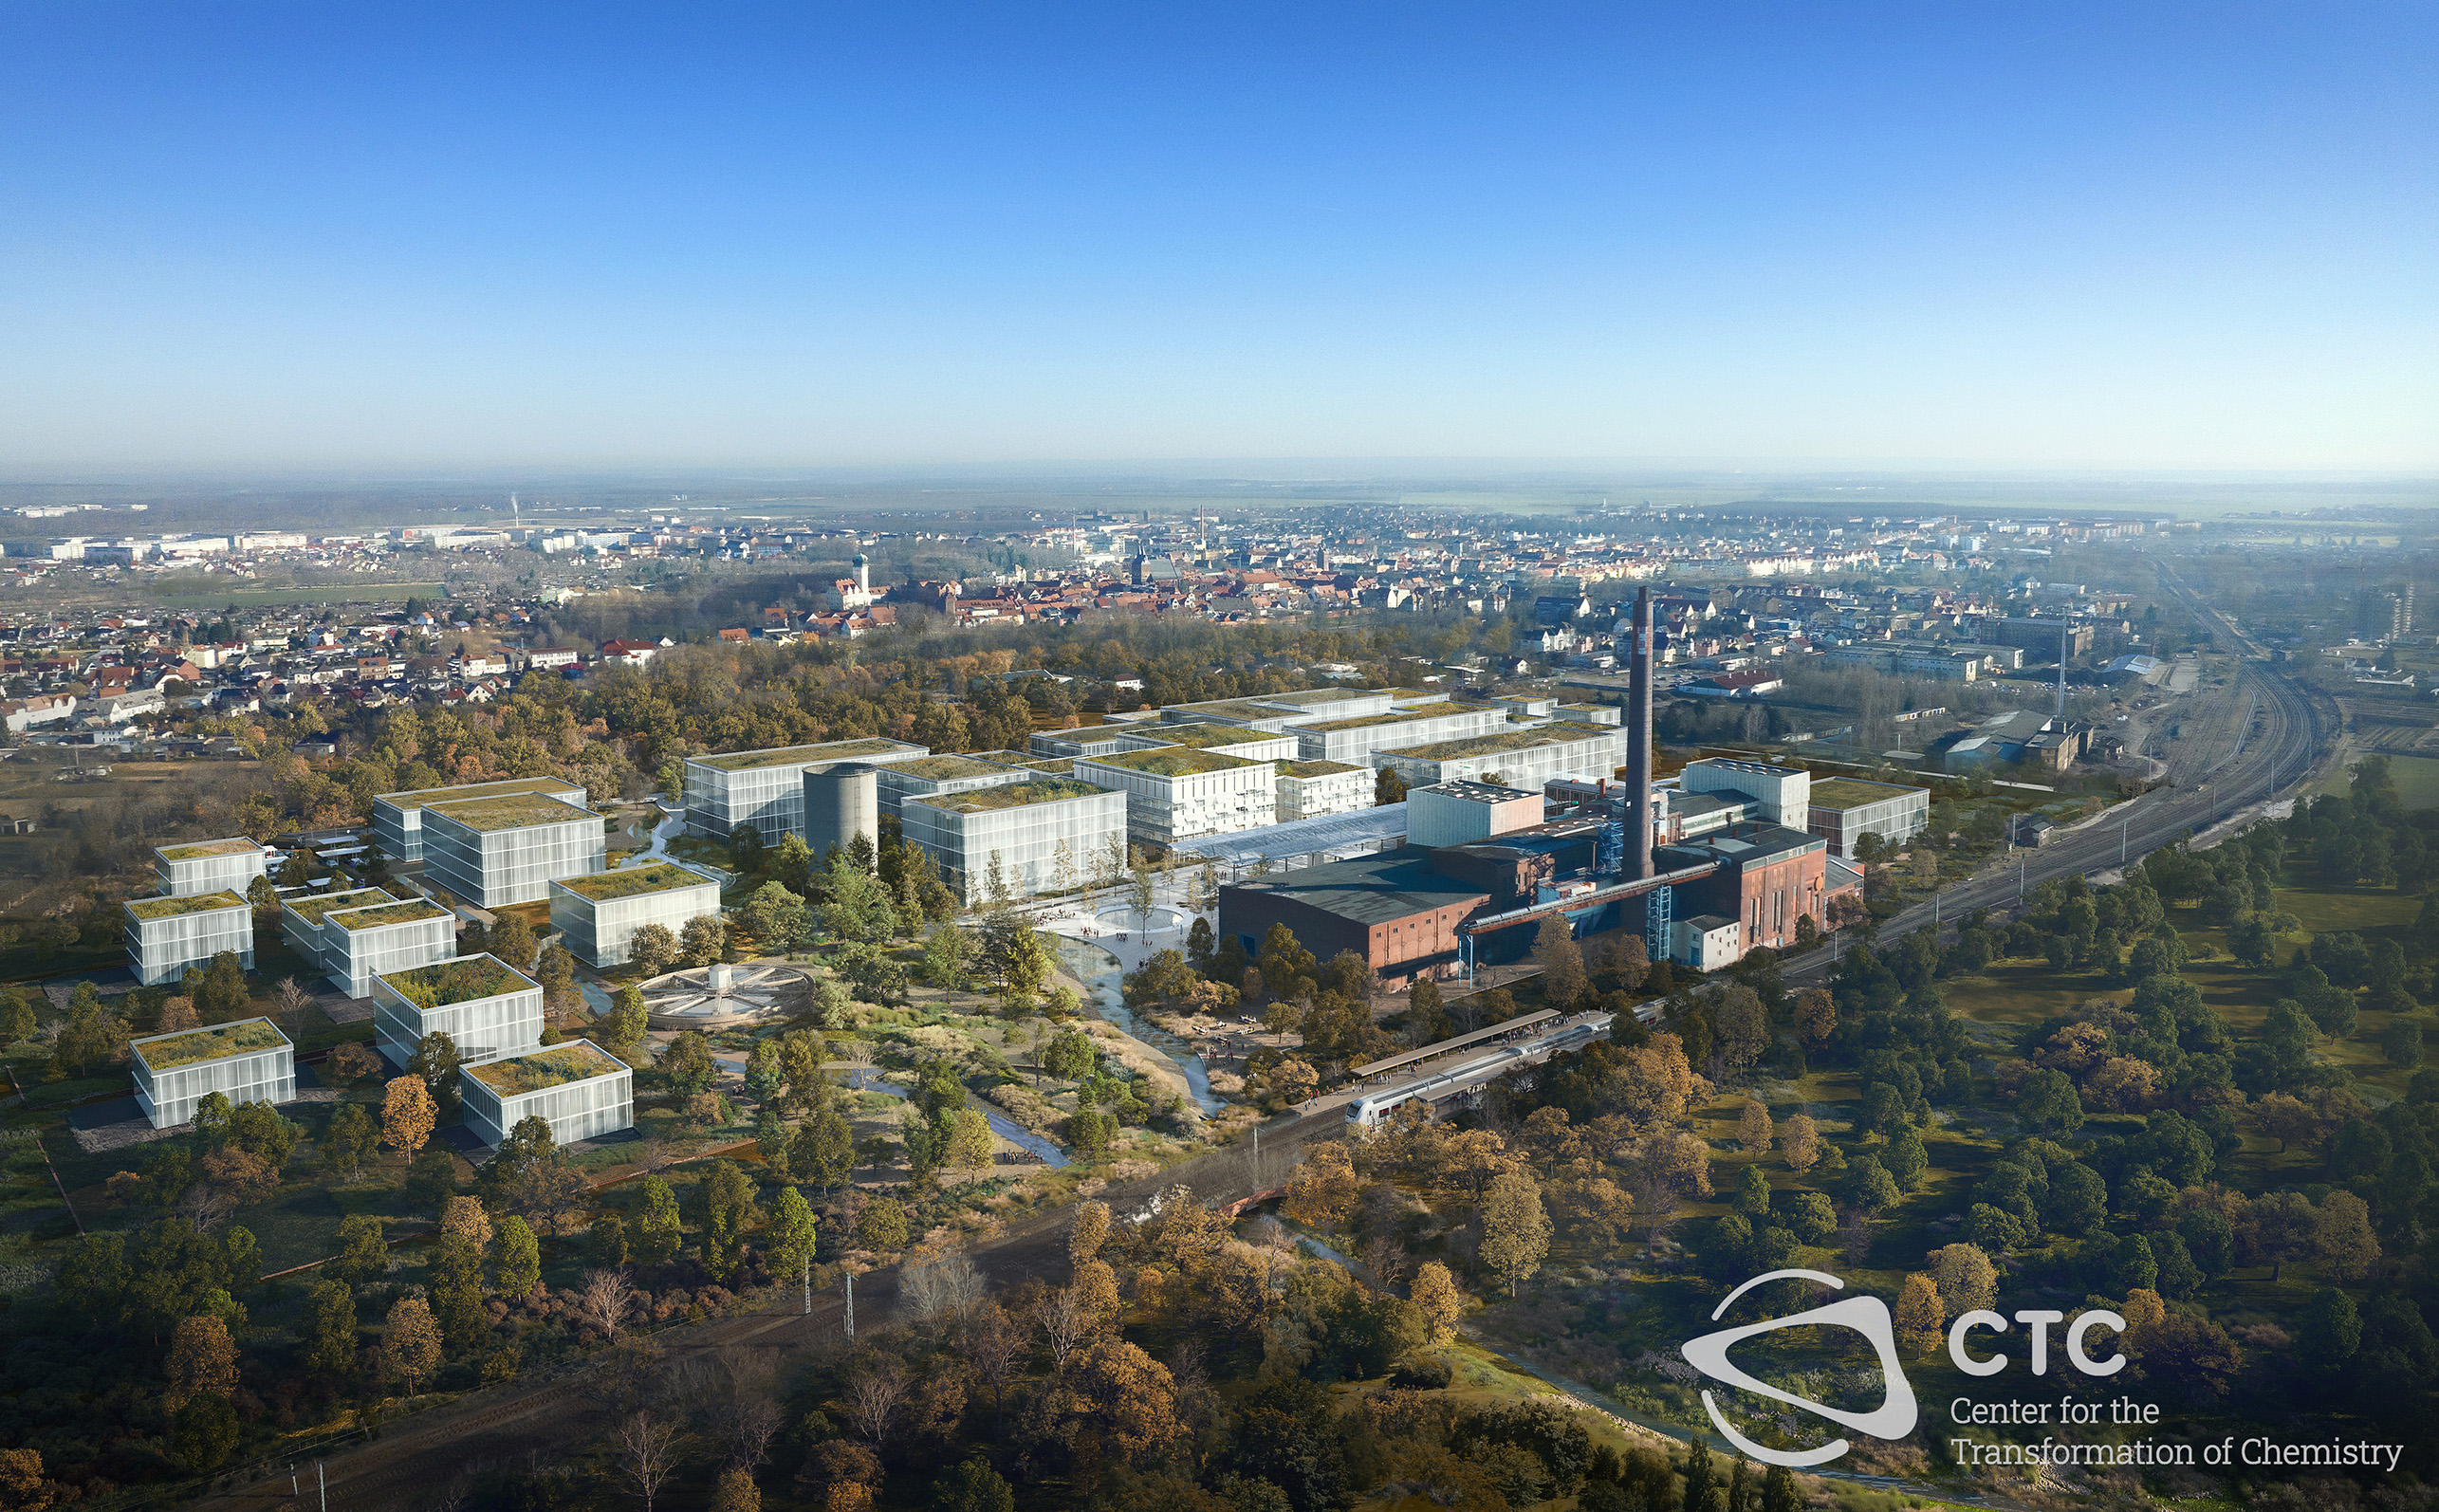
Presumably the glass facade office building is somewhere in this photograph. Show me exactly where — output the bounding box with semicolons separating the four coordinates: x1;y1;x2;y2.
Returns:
155;838;267;898
549;863;723;968
124;892;254;986
372;953;545;1068
131;1017;293;1129
900;780;1129;904
683;738;928;842
321;896;458;998
460;1041;633;1147
371;777;587;863
421;793;606;908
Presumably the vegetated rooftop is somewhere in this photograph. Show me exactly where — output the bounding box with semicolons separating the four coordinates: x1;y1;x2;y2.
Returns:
135;1017;287;1071
427;793;595;831
330;898;452;931
1279;759;1365;779
1086;746;1259;777
157;838;260;862
1807;777;1928;808
375;777;582;812
1395;722;1618;761
284;887;395;924
468;1041;622;1096
887;754;1020;782
125;890;248;921
556;863;717;902
379;953;529;1007
917;778;1110;814
1162;698;1293;723
1014;756;1076;775
1299;706;1478;734
1140;722;1280;750
1259;688;1383;708
691;738;917;772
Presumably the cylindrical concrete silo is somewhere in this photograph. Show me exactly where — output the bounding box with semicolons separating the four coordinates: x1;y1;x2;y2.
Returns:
804;762;879;858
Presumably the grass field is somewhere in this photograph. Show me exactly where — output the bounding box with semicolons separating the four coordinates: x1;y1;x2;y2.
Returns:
2314;749;2439;808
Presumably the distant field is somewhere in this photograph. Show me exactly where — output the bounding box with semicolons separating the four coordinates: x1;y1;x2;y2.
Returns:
145;581;445;605
2316;750;2439;808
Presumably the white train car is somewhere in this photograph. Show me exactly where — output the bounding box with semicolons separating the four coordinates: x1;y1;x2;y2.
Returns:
1343;998;1665;1131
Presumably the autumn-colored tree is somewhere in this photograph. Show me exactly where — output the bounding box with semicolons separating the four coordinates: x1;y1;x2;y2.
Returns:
440;1194;492;1249
0;1447;48;1512
1645;1131;1713;1197
711;1468;760;1512
1534;914;1589;1008
1280;1143;1362;1229
383;1295;443;1397
1735;1098;1774;1153
164;1315;238;1411
380;1076;436;1155
2313;1190;2381;1282
1792;987;1836;1048
1413;1262;1464;1342
1480;1169;1551;1297
1068;1337;1185;1462
1928;1243;1998;1317
1780;1114;1820;1171
1894;1273;1943;1357
1068;1201;1111;1270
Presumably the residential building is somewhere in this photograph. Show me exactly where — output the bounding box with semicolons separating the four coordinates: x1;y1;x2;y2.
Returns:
131;1018;293;1129
1075;747;1276;848
550;863;723;968
1273;760;1372;823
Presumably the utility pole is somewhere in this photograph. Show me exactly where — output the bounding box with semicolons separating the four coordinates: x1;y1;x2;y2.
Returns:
843;1271;855;1338
2121;815;2129;868
802;1254;810;1316
318;1463;326;1512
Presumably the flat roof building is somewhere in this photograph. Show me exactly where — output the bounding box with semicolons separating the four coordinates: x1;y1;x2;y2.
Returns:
155;838;267;899
460;1040;633;1148
372;777;587;863
319;894;457;998
682;738;929;842
422;791;606;908
1114;721;1301;763
1289;703;1511;765
1075;746;1277;849
1802;778;1931;858
373;952;545;1069
1274;759;1372;824
869;753;1030;818
130;1016;292;1129
550;862;724;968
1218;851;1490;988
124;890;253;986
900;778;1129;906
1370;722;1626;792
1406;780;1545;849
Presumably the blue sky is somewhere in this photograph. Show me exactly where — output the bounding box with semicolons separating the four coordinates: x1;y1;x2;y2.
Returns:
2;3;2432;472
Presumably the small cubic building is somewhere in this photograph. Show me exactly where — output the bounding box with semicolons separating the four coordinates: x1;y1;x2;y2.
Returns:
372;952;545;1068
371;776;587;863
130;1017;293;1129
460;1040;633;1148
421;791;605;908
899;777;1129;905
1802;778;1931;858
549;862;723;968
280;885;394;962
681;737;929;843
155;837;268;898
1074;746;1276;848
319;895;457;998
1274;759;1373;823
124;891;253;986
867;754;1028;819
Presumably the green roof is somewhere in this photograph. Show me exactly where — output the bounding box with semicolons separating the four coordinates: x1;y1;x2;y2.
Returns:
1136;722;1284;749
134;1017;287;1071
1013;755;1076;775
1278;759;1365;779
284;887;395;925
1393;722;1618;761
158;838;260;861
915;777;1112;814
885;754;1019;782
426;793;595;831
1085;746;1259;777
691;738;918;772
468;1041;623;1097
375;777;582;813
379;953;530;1007
329;897;451;931
556;863;718;902
1163;698;1290;722
1299;706;1475;735
125;890;248;922
1808;778;1929;809
1259;688;1382;707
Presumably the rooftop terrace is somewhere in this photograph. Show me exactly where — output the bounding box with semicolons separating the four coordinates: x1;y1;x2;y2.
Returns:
1086;747;1259;778
125;890;248;922
468;1041;623;1097
374;777;581;812
1395;722;1617;761
157;838;261;861
134;1017;288;1071
1299;706;1471;735
886;754;1017;781
915;777;1109;814
1143;722;1282;749
556;863;716;902
283;886;394;924
427;793;596;831
691;738;915;772
330;897;452;931
1807;778;1928;808
1278;759;1365;779
379;954;530;1007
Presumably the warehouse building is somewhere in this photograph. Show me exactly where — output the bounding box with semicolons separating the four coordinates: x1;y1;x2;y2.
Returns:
373;952;545;1068
899;778;1129;905
550;862;724;968
422;791;606;908
131;1017;293;1129
682;737;929;842
460;1040;633;1148
1218;851;1491;987
1076;746;1277;848
372;776;587;863
124;891;253;986
155;838;268;898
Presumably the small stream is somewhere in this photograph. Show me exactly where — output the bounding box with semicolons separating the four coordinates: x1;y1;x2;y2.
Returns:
1052;935;1223;1114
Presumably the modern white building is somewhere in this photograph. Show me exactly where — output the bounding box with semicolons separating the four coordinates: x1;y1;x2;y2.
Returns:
154;838;268;898
1670;914;1743;971
549;862;723;968
1804;778;1932;858
868;754;1029;818
1273;759;1373;823
372;953;545;1068
460;1040;633;1147
1679;759;1811;831
1112;721;1301;763
124;891;253;986
1369;722;1625;792
1289;703;1512;765
130;1017;293;1129
421;791;606;908
280;886;395;966
371;777;587;864
318;895;458;998
899;778;1129;905
1405;780;1546;848
1074;747;1277;849
682;737;928;842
